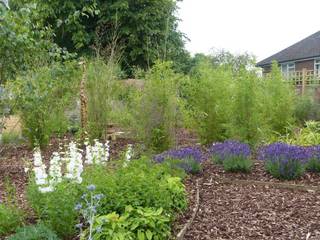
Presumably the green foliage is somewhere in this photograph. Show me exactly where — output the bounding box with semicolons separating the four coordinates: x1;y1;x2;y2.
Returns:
0;132;23;145
183;58;295;145
82;158;187;216
221;156;252;173
27;181;81;238
165;157;202;175
33;0;189;75
9;62;80;148
279;121;320;146
229;69;265;145
88;206;171;240
294;95;313;124
0;204;24;236
85;59;122;139
133;61;180;152
262;62;295;135
185;60;233;143
306;158;320;173
8;223;60;240
265;159;305;180
0;2;74;83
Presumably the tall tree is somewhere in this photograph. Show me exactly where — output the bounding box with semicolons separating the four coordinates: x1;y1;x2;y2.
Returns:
31;0;189;75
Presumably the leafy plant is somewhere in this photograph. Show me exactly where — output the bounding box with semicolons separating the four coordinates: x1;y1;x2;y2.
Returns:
27;180;81;238
184;60;233;143
210;140;252;172
0;204;24;236
9;62;80;148
258;142;311;179
133;61;180;152
87;206;171;240
82;157;187;215
279;121;320;146
8;223;60;240
85;58;122;139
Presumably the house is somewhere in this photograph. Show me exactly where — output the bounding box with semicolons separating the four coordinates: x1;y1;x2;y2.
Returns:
257;31;320;76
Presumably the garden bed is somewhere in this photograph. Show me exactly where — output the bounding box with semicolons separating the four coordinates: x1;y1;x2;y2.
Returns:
174;160;320;240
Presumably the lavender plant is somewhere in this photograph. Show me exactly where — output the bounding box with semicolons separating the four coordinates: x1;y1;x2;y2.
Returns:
154;147;203;174
258;142;311;179
210;140;252;172
306;145;320;173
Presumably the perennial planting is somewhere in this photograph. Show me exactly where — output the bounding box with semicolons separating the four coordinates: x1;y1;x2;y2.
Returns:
258;142;312;179
210;140;252;172
154;146;203;174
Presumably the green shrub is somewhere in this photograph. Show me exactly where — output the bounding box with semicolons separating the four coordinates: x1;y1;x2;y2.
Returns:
262;62;295;135
280;121;320;146
9;62;80;148
0;204;24;236
229;69;265;145
185;60;233;143
8;223;60;240
265;159;305;180
27;181;81;239
88;206;171;240
82;158;187;215
222;156;252;173
0;132;23;145
85;59;122;139
132;61;181;152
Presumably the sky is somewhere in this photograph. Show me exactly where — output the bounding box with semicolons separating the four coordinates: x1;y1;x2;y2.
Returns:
177;0;320;62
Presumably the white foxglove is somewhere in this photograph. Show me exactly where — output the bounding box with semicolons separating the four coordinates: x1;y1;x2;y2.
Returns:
49;152;62;185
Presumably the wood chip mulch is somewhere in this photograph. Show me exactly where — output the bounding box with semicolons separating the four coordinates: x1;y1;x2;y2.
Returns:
174;161;320;240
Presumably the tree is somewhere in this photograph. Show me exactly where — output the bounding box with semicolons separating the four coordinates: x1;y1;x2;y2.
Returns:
31;0;189;75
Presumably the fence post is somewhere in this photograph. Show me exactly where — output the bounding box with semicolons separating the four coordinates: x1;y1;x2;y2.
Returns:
302;68;306;95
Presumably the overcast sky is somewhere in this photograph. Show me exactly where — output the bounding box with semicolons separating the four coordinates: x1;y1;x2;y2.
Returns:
177;0;320;62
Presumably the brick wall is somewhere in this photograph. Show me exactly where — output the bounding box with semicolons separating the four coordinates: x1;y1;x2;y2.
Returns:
295;60;315;71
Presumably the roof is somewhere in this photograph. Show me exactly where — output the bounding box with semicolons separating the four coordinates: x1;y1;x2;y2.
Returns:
257;31;320;67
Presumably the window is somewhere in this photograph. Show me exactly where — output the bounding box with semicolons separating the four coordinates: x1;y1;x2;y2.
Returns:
315;59;320;75
281;62;295;75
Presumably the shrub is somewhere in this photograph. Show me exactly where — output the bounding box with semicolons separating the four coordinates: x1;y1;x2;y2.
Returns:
27;180;81;238
184;60;233;143
280;121;320;146
210;140;252;172
8;223;60;240
9;62;80;148
229;69;266;145
258;142;311;179
85;59;122;139
262;62;295;135
82;158;187;215
88;206;171;240
132;61;180;152
154;147;203;174
0;204;24;236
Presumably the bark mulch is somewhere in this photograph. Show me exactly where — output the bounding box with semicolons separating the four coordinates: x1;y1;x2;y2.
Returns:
175;161;320;240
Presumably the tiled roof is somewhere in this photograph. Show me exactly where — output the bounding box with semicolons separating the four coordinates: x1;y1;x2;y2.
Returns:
257;31;320;67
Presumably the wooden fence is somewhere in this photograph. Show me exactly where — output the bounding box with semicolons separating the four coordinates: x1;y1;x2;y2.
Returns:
283;69;320;94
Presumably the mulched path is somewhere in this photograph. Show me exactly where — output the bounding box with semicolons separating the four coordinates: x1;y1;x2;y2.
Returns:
175;160;320;240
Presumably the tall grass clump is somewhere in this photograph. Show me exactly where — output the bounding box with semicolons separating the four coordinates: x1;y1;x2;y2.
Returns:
262;62;295;135
9;62;80;148
185;60;233;144
85;58;122;139
229;69;265;145
133;61;180;152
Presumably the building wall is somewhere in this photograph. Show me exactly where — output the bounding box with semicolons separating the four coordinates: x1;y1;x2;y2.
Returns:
295;59;315;71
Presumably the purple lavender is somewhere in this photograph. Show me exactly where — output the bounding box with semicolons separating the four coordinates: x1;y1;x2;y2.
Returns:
154;147;203;174
209;140;251;162
306;145;320;172
258;142;312;179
